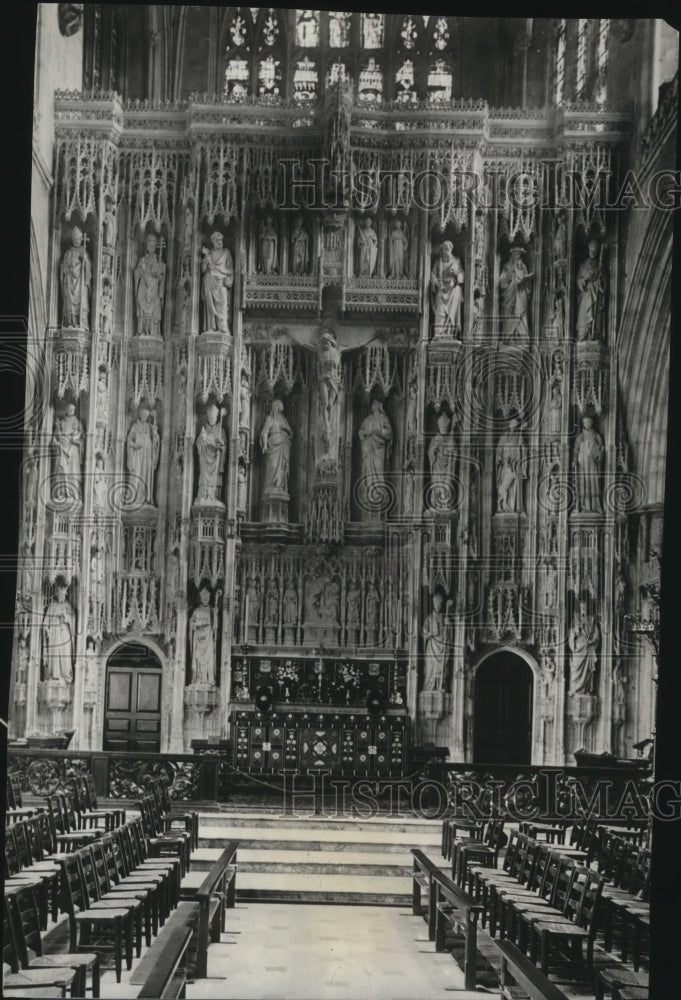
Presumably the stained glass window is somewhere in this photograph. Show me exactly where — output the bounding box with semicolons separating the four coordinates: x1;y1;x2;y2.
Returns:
361;13;384;49
262;10;280;47
258;55;281;95
427;59;452;103
224;58;249;97
328;11;351;48
433;17;450;51
230;13;248;48
395;60;417;103
296;10;319;48
358;57;383;102
555;19;566;106
293;55;318;101
401;16;418;50
595;19;609;106
326;61;347;88
576;19;588;99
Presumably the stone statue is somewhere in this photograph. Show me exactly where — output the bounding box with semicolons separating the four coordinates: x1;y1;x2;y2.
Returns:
96;367;109;426
356;218;378;277
553;210;567;262
134;232;166;338
568;602;600;695
201;232;234;333
102;197;116;249
365;581;380;633
430;241;465;339
23;447;39;508
576;239;606;342
574;416;604;513
60;225;91;329
283;581;298;627
42;579;75;683
387;220;408;278
499;247;532;344
317;326;342;460
346;580;360;631
126;404;160;507
93;453;108;514
290;217;310;275
237;462;248;512
428;411;457;511
543;560;558;609
422;591;446;691
189;586;218;685
259;217;279;275
496;417;527;513
549;382;562;436
239;371;251;429
264;580;279;625
358;399;392;519
260;399;293;496
195;403;227;503
245;574;260;627
89;545;106;636
52;403;84;501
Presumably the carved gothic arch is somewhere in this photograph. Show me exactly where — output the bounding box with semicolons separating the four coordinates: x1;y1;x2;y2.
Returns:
470;645;540;763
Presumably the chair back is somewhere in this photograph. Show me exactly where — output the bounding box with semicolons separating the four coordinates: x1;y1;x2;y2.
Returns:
59;853;90;915
84;774;100;810
13;821;33;870
5;825;22;875
47;795;65;835
3;899;21;973
502;829;521;875
8;886;44;964
79;847;103;902
91;840;113;896
102;834;124;884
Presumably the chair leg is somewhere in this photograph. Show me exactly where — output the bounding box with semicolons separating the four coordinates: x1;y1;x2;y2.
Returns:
540;930;550;975
114;918;122;984
92;959;101;1000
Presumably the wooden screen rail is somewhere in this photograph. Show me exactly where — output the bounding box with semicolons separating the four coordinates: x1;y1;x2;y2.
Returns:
410;848;443;941
179;841;239;979
431;868;484;991
496;939;570;1000
136;923;193;1000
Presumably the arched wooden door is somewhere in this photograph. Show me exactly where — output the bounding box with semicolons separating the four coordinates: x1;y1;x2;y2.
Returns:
104;643;163;752
473;652;533;765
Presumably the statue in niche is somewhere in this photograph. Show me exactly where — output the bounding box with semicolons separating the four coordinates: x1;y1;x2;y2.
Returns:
387;220;408;278
574;415;604;513
201;232;234;334
568;601;600;696
499;247;532;344
237;461;248;512
52;402;84;501
176;368;188;432
365;580;380;638
321;578;340;625
102;197;116;249
260;399;293;496
169;449;184;498
264;580;279;625
93;453;108;515
258;217;279;275
134;232;166;338
543;560;558;610
356;218;378;277
428;411;457;511
549;382;562;436
283;581;298;628
430;241;465;340
576;239;606;342
346;579;360;635
495;416;527;513
245;574;260;625
239;371;251;429
358;399;392;519
422;591;446;691
189;586;219;685
553;210;567;262
16;634;29;685
195;403;227;504
317;326;342;460
23;447;39;508
89;544;106;636
60;225;91;330
42;578;75;683
166;546;180;601
290;217;310;275
126;404;160;507
96;367;109;426
100;281;113;338
474;209;485;263
183;201;194;248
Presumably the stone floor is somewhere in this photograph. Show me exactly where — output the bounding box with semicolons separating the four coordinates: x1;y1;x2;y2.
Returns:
98;902;499;1000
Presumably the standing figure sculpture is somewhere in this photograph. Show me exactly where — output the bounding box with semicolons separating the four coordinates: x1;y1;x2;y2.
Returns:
189;586;218;685
356;217;378;277
428;411;457;511
430;241;465;340
422;592;447;691
495;416;527;513
499;247;532;344
574;415;604;513
60;225;91;329
317;327;342;460
568;601;600;695
52;403;84;501
283;581;298;629
576;239;606;342
201;232;234;333
549;383;563;436
260;399;293;496
134;232;166;338
290;217;310;275
42;579;76;683
387;220;408;278
358;399;393;519
126;404;160;507
195;403;227;503
259;217;279;275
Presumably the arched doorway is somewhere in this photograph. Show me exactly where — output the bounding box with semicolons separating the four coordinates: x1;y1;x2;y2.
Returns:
104;643;163;752
473;651;534;765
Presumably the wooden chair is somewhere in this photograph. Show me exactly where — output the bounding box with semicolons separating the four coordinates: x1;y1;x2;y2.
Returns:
500;848;571;945
7;885;101;998
2;895;78;997
453;817;505;887
156;777;199;851
102;832;164;933
6;774;38;823
59;851;135;984
126;819;182;906
525;865;604;975
67;779;116;833
79;845;145;954
90;840;154;947
83;774;126;828
137;798;189;876
468;829;525;926
46;795;101;852
11;821;61;924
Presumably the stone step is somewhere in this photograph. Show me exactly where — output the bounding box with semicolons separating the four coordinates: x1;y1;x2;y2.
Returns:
196;812;442;833
199;825;442;849
236;871;413;905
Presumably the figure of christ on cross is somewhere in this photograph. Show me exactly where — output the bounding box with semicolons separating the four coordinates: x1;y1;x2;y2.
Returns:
317;326;342;455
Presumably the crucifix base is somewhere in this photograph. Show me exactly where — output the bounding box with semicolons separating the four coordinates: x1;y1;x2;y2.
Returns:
305;483;342;543
261;490;290;524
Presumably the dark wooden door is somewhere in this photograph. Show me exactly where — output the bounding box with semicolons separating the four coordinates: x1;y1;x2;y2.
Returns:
104;663;162;752
473;655;533;765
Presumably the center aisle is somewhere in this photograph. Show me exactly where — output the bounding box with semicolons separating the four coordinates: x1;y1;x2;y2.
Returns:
188;902;489;1000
